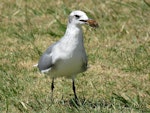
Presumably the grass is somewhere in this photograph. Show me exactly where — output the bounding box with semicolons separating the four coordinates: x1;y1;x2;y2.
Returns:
0;0;150;112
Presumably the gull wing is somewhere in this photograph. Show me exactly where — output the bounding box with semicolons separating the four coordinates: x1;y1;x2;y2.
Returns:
82;51;88;72
38;43;56;72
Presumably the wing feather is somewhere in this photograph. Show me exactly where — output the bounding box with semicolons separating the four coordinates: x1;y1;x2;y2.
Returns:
38;43;56;71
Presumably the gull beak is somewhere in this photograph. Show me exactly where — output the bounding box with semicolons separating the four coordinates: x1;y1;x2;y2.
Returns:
80;19;99;28
86;19;99;28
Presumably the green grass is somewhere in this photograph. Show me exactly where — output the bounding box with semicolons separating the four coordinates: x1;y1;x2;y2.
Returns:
0;0;150;112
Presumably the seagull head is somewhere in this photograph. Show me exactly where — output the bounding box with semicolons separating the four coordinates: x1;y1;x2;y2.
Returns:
68;10;98;28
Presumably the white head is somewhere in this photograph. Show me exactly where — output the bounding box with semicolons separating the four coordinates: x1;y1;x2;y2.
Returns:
68;10;88;25
68;10;98;27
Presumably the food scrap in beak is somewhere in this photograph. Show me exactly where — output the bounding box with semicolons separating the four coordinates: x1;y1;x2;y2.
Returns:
87;19;99;28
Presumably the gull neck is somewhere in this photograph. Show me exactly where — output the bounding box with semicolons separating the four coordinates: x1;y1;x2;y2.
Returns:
64;23;83;37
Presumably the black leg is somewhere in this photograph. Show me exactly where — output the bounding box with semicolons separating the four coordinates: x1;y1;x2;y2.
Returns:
72;78;78;100
51;78;54;101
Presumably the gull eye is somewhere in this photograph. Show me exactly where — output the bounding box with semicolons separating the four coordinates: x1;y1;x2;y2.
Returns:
74;15;80;19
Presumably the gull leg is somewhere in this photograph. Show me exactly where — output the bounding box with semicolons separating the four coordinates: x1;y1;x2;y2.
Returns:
51;77;54;102
72;78;78;100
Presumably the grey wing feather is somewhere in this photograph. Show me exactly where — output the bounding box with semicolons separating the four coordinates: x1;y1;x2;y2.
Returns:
82;56;88;71
81;48;88;72
38;43;56;71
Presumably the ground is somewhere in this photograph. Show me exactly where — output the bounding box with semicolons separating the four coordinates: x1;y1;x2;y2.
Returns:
0;0;150;112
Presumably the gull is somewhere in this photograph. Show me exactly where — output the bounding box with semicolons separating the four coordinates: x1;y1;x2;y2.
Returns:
37;10;98;100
